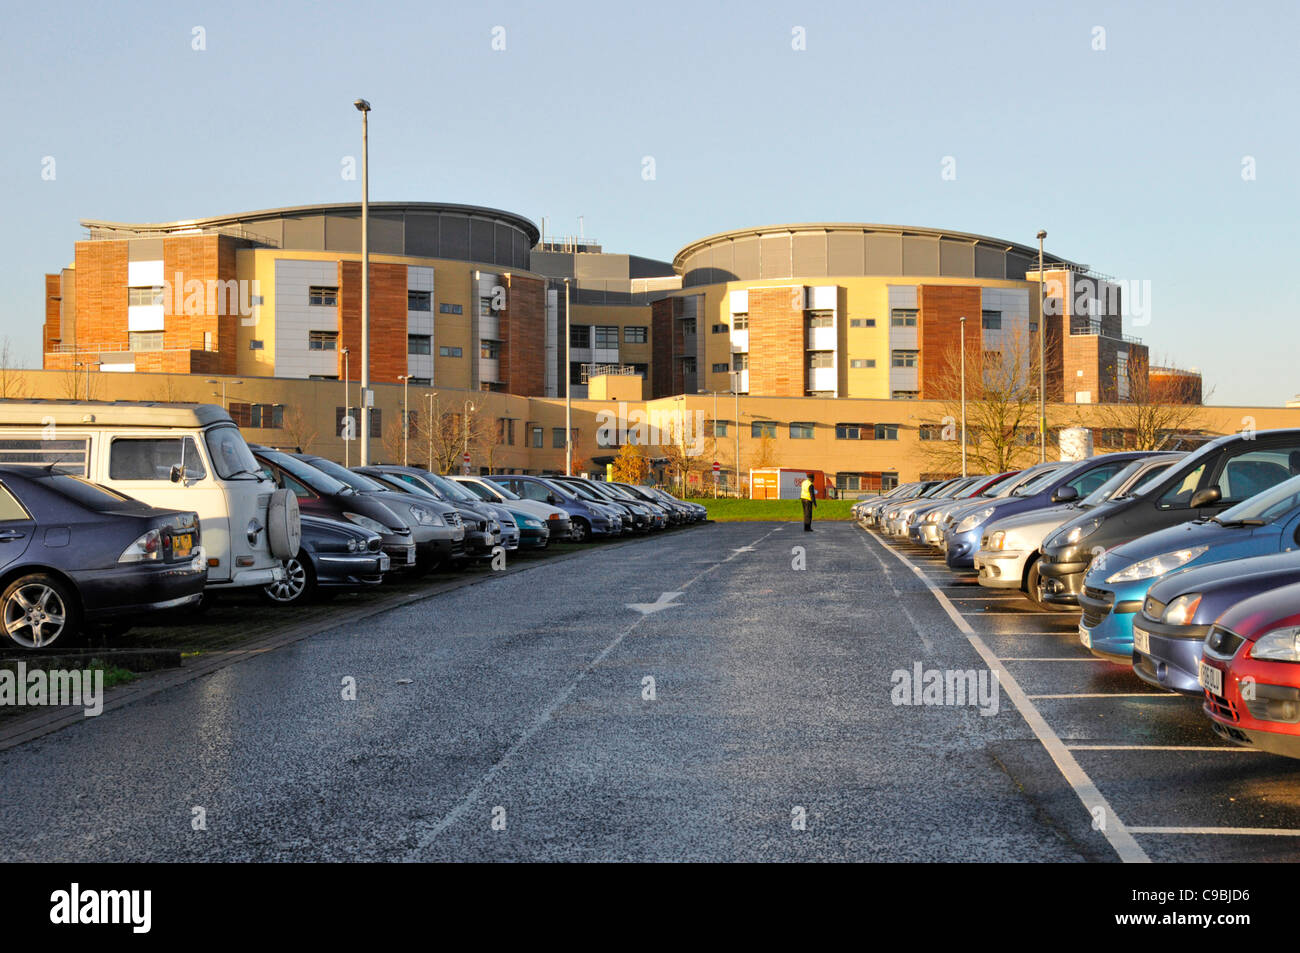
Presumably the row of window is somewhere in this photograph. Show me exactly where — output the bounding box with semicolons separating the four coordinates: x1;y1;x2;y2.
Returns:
307;286;475;316
495;418;579;448
695;421;900;441
570;325;648;348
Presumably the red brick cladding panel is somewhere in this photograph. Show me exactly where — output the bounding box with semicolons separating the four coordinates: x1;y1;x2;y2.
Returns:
339;260;408;384
500;275;546;396
650;298;674;397
746;286;804;397
917;285;981;399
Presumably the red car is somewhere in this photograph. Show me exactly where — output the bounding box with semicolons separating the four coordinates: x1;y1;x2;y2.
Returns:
1200;579;1300;759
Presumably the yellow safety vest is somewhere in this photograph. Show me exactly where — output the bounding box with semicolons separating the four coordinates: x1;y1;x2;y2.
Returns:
800;480;814;501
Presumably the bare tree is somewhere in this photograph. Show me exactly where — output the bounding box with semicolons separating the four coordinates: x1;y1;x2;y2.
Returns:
392;398;494;473
1093;354;1210;450
0;337;27;398
280;405;318;453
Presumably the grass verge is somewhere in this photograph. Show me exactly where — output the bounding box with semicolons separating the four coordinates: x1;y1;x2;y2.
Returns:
687;497;857;521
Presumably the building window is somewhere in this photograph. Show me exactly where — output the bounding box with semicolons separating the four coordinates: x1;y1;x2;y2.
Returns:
249;339;264;350
806;311;834;329
570;325;590;348
837;472;864;491
203;331;214;351
309;330;338;351
309;286;338;307
731;314;749;330
128;331;163;351
439;302;463;315
498;418;516;445
806;390;834;397
981;310;1002;330
127;286;164;307
439;345;463;358
552;427;573;449
919;423;945;441
408;334;432;355
751;421;776;439
874;423;899;440
407;290;432;312
789;422;814;439
593;326;619;348
850;358;875;369
481;340;501;359
890;308;918;327
710;323;728;334
891;349;918;368
733;353;749;371
714;421;730;437
479;296;495;317
336;407;381;434
681;319;696;335
891;390;919;400
530;426;544;448
835;423;867;440
233;403;284;429
624;326;648;343
711;363;729;373
850;318;876;328
407;377;430;386
682;357;696;374
807;351;834;369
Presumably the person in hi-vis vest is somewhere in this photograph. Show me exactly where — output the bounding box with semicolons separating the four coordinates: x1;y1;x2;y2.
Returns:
800;474;817;532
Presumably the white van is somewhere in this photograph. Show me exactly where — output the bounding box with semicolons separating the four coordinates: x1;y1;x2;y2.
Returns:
0;401;300;591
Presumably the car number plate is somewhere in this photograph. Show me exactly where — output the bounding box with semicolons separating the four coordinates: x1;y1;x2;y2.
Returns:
1133;626;1150;655
379;553;391;571
1078;623;1091;649
173;533;194;558
1198;661;1223;696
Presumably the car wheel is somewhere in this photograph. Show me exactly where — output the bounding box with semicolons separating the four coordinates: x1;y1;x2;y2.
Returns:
2;574;80;649
260;553;315;606
1026;560;1068;611
570;518;590;543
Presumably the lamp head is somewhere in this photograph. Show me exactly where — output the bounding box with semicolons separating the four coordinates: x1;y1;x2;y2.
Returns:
353;99;371;112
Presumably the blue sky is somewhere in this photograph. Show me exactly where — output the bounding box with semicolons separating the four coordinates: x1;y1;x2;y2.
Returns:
2;0;1296;405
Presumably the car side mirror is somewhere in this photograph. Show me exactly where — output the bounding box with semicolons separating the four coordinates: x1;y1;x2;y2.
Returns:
1190;487;1222;508
547;494;558;504
170;464;183;484
1051;486;1079;503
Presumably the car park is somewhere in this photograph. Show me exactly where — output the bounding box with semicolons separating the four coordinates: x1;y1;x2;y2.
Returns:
1198;579;1300;759
911;473;1017;546
643;487;705;523
1038;429;1300;608
1132;550;1300;694
0;402;297;592
260;513;388;606
902;476;985;543
251;447;418;572
0;465;207;648
356;465;503;559
609;482;675;528
489;475;622;542
451;476;550;549
883;478;966;537
294;454;466;572
975;453;1182;605
454;475;571;543
856;481;936;529
1078;472;1300;664
591;480;668;530
555;477;654;533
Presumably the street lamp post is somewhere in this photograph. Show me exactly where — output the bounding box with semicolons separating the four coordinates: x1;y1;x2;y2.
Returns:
398;375;410;466
426;391;437;473
354;98;372;465
341;347;350;468
205;377;242;411
463;399;475;474
1037;228;1047;463
729;371;742;498
959;316;967;477
77;360;103;400
563;278;572;476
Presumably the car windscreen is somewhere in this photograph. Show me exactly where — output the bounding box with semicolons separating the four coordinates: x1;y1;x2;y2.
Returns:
425;472;479;503
482;480;521;501
559;480;604;501
307;457;390;493
262;451;350;496
1133;439;1225;499
1013;467;1064;497
35;473;134;510
1079;460;1146;507
1217;473;1300;524
541;479;580;500
205;426;263;479
457;480;499;502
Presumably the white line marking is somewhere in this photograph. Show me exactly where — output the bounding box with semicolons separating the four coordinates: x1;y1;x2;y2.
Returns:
962;610;1074;616
1001;657;1107;662
410;525;780;852
1128;826;1300;837
1029;693;1181;699
865;529;1151;864
1068;744;1256;752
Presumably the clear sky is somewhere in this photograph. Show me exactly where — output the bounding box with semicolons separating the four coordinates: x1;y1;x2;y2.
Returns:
2;0;1296;405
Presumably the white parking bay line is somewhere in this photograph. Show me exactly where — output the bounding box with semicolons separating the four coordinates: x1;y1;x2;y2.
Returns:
1029;693;1181;699
962;610;1072;616
1128;826;1300;837
865;529;1151;864
1001;657;1108;662
1068;744;1257;752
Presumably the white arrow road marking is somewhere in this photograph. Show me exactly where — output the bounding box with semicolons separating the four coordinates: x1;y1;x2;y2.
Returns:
730;546;756;554
625;591;684;615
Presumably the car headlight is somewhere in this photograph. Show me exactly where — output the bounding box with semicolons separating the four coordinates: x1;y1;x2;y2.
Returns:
343;512;391;535
119;528;162;563
1104;546;1208;584
346;537;359;552
246;518;262;545
523;517;543;528
1162;593;1203;626
987;530;1006;551
886;510;898;520
955;506;995;533
408;504;443;526
1251;626;1300;662
1060;517;1102;547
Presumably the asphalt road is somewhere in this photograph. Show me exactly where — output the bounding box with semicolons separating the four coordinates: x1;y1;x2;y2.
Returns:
5;519;1281;862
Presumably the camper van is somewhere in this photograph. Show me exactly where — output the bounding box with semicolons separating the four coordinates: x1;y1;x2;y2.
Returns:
0;402;299;591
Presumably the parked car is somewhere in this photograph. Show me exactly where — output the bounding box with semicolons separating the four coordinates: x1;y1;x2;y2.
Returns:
642;487;705;523
591;480;669;530
556;477;653;533
1078;472;1300;664
251;447;417;571
940;454;1146;570
261;514;387;606
882;478;967;537
1132;550;1300;694
489;475;622;541
911;474;1017;546
454;475;571;543
901;477;986;542
0;402;297;592
1038;429;1300;607
0;466;206;648
609;482;675;528
1198;580;1300;759
974;453;1182;604
294;454;466;572
856;482;936;529
356;465;503;559
452;476;551;549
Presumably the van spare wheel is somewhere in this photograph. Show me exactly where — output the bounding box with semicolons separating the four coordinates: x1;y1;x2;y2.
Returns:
267;489;301;559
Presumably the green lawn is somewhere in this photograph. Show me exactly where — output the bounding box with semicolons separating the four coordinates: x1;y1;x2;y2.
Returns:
685;497;859;521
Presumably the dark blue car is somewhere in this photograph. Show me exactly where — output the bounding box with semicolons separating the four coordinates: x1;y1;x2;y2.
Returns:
0;465;207;649
260;514;388;606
